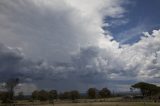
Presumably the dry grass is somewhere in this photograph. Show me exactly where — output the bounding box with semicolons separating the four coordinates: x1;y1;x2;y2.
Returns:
1;99;160;106
37;102;160;106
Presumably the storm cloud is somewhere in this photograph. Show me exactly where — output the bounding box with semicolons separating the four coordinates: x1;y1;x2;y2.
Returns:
0;0;160;92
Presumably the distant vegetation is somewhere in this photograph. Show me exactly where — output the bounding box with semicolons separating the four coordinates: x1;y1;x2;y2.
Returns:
1;79;160;105
0;79;111;104
31;87;111;102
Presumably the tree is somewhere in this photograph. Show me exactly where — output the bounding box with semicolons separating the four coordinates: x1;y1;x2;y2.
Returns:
58;92;64;100
49;90;58;100
6;78;19;101
0;92;10;103
70;90;80;101
59;92;70;100
58;90;80;101
131;82;159;97
99;88;111;98
0;78;20;103
38;90;49;101
32;90;39;100
87;88;97;99
48;90;58;105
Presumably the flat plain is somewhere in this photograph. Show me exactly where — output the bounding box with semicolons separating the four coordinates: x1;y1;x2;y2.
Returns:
37;102;160;106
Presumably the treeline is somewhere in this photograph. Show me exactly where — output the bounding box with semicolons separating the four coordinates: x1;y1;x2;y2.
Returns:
32;90;79;101
31;87;111;102
1;79;160;104
0;87;111;103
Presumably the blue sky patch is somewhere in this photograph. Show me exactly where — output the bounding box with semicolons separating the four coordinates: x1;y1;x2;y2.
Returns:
104;0;160;44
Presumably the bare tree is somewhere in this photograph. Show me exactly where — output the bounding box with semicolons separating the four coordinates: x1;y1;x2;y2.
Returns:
1;78;20;103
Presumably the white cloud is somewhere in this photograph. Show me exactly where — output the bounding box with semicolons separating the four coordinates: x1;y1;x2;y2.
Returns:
15;83;38;95
70;29;160;89
0;0;160;91
0;0;125;63
127;29;160;79
108;18;129;27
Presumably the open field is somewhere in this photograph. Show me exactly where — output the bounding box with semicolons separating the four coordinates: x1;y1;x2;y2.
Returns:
1;97;160;106
1;102;160;106
38;102;160;106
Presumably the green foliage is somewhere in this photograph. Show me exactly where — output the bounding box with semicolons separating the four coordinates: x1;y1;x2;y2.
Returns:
58;90;80;100
59;92;70;100
32;89;58;101
99;88;111;98
70;90;80;101
38;90;49;101
0;92;11;103
32;90;49;101
49;90;58;100
87;88;97;99
32;90;39;100
131;82;160;96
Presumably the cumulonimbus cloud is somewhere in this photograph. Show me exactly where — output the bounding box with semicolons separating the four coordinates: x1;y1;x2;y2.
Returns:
0;0;125;62
0;0;160;91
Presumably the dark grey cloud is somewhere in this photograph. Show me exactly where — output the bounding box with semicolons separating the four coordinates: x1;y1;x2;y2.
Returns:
0;29;160;91
0;43;23;80
0;0;160;92
0;43;70;82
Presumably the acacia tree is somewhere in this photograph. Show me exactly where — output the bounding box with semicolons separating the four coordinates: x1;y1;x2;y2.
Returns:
131;82;159;97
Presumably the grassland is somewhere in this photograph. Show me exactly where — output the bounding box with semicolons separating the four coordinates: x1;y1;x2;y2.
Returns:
1;101;160;106
33;102;160;106
1;98;160;106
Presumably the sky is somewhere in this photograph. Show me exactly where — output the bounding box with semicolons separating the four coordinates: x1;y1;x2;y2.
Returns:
0;0;160;94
